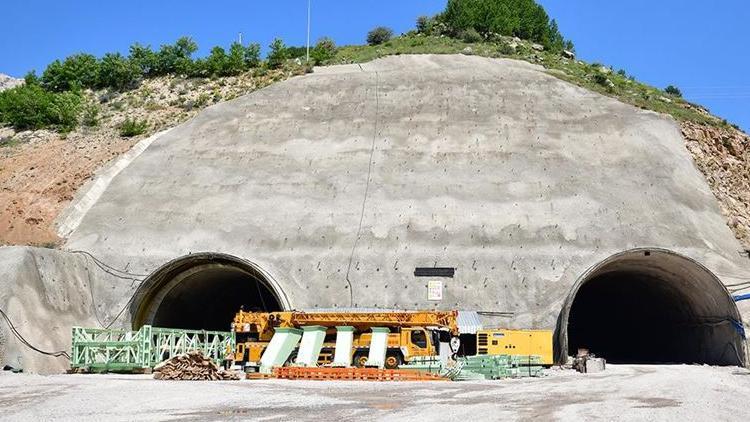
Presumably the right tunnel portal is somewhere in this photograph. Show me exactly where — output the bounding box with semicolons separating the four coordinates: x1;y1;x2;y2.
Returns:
560;249;745;366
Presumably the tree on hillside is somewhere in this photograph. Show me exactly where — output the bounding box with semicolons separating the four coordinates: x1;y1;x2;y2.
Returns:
267;38;288;69
367;27;393;45
97;53;140;90
41;53;99;92
665;85;683;97
129;43;159;77
310;37;337;65
155;37;198;75
243;43;261;68
439;0;573;52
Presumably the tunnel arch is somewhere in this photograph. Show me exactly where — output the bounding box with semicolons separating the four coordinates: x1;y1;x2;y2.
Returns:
556;248;745;366
131;252;290;331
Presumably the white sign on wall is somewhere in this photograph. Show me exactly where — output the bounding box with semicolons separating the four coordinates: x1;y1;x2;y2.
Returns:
427;280;443;301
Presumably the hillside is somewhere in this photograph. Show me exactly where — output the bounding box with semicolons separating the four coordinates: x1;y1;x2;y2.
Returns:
0;34;748;249
0;73;22;91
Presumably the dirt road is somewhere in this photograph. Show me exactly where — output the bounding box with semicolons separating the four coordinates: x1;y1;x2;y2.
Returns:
1;364;749;421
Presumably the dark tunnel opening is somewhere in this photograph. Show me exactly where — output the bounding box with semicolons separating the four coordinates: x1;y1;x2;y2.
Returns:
569;272;700;364
151;265;281;331
132;253;285;331
561;249;745;366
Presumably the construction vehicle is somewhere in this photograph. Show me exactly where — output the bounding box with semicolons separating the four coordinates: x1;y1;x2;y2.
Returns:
230;310;460;369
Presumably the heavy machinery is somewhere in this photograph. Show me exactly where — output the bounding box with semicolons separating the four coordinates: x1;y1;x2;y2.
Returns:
475;329;553;365
230;310;460;369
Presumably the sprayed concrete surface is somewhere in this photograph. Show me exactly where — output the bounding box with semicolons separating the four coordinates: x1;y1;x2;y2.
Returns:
2;54;750;373
1;365;749;421
61;54;750;314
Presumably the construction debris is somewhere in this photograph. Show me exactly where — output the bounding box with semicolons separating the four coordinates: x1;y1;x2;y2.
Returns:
572;348;606;374
153;351;240;381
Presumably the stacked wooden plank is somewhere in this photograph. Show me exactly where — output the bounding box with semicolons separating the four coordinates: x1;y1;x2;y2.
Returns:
153;351;240;381
273;366;447;381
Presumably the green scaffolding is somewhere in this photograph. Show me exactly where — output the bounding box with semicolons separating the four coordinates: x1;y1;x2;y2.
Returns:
71;325;235;373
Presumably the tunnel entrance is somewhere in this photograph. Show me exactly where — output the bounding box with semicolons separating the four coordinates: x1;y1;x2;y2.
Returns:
559;249;745;366
131;253;288;331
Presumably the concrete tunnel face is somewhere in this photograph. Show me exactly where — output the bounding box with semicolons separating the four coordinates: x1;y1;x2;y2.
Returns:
558;249;745;366
131;253;286;331
131;250;745;367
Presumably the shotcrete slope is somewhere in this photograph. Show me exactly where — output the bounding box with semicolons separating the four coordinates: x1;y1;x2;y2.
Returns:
65;54;748;310
2;54;749;373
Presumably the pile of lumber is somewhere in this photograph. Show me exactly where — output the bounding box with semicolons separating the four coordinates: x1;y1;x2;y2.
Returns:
153;351;240;381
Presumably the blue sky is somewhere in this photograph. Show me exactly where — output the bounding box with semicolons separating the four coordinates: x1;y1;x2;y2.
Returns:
1;1;748;130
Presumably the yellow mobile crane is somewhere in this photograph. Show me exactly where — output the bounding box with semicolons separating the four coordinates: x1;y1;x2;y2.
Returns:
231;310;460;369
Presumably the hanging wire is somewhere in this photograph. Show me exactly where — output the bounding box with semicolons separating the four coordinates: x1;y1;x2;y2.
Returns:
0;308;70;359
345;70;380;307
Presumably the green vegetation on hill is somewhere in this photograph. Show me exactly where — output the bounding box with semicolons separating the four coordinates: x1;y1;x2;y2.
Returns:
0;0;739;134
334;34;721;128
436;0;573;52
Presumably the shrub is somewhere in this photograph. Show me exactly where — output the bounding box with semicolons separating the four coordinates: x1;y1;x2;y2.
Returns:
97;53;140;90
459;27;483;43
119;117;148;137
592;73;608;86
244;43;261;68
24;71;40;86
129;43;159;76
498;41;516;55
226;42;247;75
81;102;100;127
310;37;337;65
416;16;434;34
267;38;289;69
204;46;230;76
665;85;682;97
41;53;99;91
155;37;198;76
367;26;393;45
0;84;81;131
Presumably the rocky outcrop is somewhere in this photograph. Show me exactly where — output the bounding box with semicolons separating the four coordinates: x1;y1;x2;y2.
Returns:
0;73;22;91
682;121;750;249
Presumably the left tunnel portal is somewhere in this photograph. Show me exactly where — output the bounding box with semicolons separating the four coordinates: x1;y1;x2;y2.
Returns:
131;253;287;331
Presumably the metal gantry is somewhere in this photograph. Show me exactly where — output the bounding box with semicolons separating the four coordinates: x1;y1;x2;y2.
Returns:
71;325;234;373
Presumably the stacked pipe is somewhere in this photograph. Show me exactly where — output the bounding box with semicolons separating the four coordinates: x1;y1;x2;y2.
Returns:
153;351;240;381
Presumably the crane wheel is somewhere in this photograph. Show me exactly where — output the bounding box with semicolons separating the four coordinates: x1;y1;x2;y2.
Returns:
384;353;401;369
354;353;368;368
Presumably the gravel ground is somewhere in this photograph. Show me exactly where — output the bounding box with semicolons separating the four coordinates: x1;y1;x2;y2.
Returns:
1;365;749;421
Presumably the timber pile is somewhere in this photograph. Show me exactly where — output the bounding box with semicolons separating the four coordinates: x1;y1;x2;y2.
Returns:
153;351;240;381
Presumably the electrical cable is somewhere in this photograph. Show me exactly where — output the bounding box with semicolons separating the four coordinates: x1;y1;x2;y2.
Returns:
255;277;268;312
72;250;148;329
97;284;142;330
0;308;70;359
69;250;149;278
345;70;380;307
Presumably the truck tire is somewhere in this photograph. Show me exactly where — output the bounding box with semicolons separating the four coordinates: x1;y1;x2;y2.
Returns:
353;353;368;368
384;352;402;369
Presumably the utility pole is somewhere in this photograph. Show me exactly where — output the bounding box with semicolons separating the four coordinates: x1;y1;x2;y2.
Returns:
306;0;311;62
238;32;243;44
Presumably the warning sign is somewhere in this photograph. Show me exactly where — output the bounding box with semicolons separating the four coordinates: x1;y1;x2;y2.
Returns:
427;280;443;301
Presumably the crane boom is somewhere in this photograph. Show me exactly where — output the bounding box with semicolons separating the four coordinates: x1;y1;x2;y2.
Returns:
232;310;460;339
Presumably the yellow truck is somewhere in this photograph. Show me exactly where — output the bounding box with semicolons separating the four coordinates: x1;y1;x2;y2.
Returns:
230;310;554;368
231;310;459;369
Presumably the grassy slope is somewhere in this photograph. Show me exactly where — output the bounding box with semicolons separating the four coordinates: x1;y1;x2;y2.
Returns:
333;34;728;129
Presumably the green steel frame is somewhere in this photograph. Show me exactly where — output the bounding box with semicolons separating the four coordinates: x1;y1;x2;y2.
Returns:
71;325;235;373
